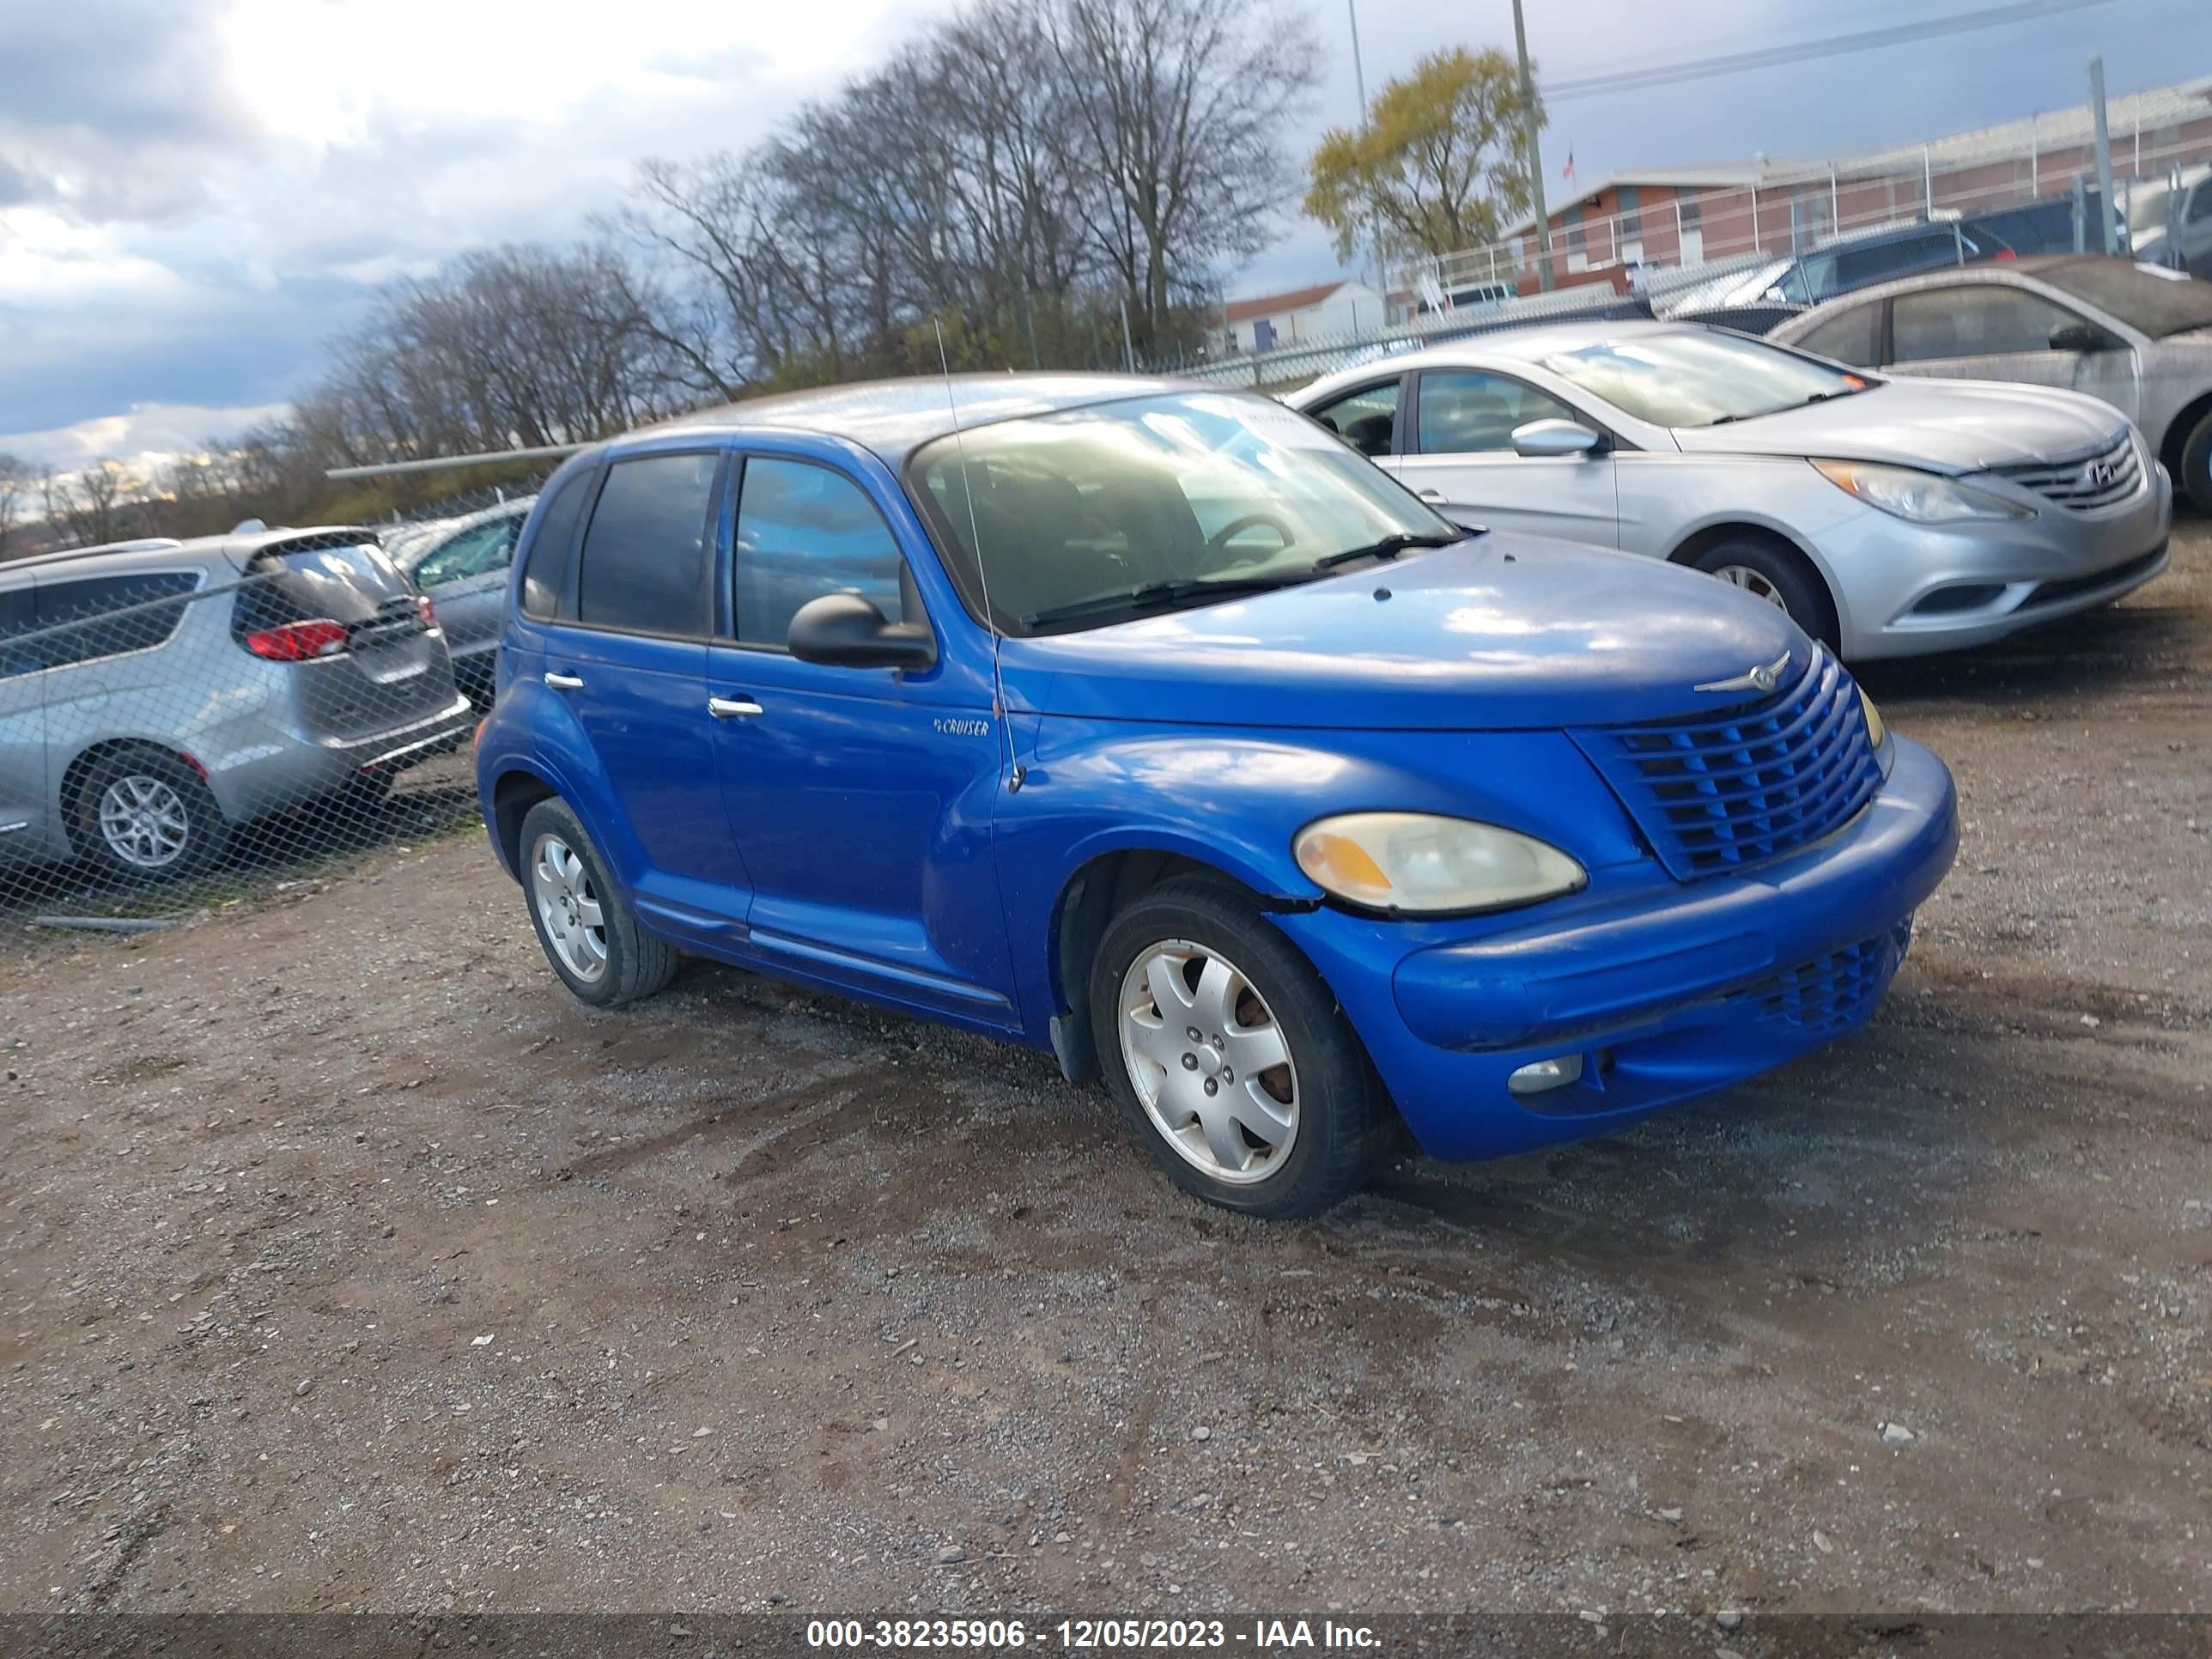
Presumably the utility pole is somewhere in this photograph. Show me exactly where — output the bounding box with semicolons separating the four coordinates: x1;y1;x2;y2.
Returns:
1510;0;1554;292
1346;1;1382;294
2088;56;2118;254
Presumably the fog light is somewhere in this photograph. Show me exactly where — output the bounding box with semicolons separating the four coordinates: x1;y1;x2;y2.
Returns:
1508;1054;1584;1097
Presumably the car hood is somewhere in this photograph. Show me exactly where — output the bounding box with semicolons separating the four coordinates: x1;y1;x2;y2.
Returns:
1669;377;2127;473
995;537;1806;732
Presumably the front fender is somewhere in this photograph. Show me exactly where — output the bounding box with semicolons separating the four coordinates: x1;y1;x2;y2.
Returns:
992;716;1644;1047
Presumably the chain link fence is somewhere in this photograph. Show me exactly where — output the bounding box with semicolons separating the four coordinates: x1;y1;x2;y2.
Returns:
0;481;552;942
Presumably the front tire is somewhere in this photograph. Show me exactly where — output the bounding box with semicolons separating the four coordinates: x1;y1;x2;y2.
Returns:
1089;877;1386;1218
73;749;228;883
1689;538;1838;650
517;798;678;1007
2179;408;2212;512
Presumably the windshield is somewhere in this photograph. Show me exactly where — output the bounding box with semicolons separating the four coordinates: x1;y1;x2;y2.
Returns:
2039;258;2212;337
1543;331;1867;428
2126;180;2175;234
908;392;1459;636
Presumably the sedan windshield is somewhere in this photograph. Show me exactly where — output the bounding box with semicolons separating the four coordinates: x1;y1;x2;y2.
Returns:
908;392;1462;635
1543;331;1867;429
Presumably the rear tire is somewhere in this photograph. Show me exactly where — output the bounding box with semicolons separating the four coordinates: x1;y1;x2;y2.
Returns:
1088;877;1386;1218
72;749;228;884
2179;409;2212;512
517;798;678;1007
1689;538;1838;650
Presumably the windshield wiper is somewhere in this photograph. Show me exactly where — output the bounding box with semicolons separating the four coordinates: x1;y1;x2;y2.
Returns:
1312;530;1468;572
1020;572;1310;629
1708;385;1871;427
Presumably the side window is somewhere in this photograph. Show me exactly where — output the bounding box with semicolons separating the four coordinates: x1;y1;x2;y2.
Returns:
574;453;717;636
33;572;199;669
733;458;903;648
1304;380;1401;458
520;471;595;621
1893;285;2082;362
416;516;521;588
2189;183;2212;224
1415;371;1579;455
1796;302;1883;369
0;586;39;678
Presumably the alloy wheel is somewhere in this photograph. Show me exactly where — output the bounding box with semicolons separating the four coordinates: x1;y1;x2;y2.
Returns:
1118;939;1299;1184
531;833;608;983
1711;563;1791;614
96;775;191;871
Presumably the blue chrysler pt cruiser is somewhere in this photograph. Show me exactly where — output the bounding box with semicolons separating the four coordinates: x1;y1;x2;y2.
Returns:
474;375;1958;1217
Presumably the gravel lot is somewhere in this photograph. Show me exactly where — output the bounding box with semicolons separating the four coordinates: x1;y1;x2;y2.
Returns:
3;516;2208;1622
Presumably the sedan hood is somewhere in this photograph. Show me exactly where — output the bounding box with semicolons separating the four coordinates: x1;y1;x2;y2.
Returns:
1670;378;2127;474
996;538;1805;732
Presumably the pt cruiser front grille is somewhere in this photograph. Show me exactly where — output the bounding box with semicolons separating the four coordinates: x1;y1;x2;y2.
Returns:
1993;431;2139;512
1573;647;1884;881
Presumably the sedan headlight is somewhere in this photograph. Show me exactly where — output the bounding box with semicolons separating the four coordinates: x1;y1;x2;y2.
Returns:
1294;812;1586;915
1813;459;2034;523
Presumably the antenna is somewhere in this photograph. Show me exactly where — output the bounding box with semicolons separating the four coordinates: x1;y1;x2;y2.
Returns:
933;319;1025;793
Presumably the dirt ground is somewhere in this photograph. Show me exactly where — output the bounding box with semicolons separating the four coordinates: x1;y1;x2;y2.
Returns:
2;518;2208;1625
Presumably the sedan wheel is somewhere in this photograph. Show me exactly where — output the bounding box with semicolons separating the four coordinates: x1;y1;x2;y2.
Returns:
1119;939;1299;1184
531;832;609;985
1710;563;1791;614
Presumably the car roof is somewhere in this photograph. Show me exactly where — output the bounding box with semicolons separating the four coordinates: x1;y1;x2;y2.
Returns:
629;372;1195;465
0;525;384;582
1304;319;1695;391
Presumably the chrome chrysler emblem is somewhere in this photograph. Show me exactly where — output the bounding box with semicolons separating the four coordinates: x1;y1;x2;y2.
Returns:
1696;650;1792;695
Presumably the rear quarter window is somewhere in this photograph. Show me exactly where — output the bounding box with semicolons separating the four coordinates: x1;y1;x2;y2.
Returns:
32;571;202;668
519;471;595;621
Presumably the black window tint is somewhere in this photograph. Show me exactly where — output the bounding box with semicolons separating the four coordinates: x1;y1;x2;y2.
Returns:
574;454;716;635
33;572;198;668
0;586;39;678
1305;381;1401;457
1796;303;1882;368
1416;371;1577;454
520;471;594;620
1893;286;2081;362
734;458;902;647
2189;183;2212;224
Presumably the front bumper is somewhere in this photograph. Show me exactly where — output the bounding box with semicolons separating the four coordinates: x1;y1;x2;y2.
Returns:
1275;737;1958;1161
1838;460;2172;660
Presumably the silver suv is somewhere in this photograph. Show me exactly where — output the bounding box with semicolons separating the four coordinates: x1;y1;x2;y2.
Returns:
0;526;472;882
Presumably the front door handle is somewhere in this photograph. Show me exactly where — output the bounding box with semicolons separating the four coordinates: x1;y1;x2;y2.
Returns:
1416;489;1447;503
543;672;584;690
708;696;763;720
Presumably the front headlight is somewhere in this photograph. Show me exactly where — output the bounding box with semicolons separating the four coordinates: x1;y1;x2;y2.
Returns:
1813;459;2034;523
1858;685;1887;750
1294;812;1586;915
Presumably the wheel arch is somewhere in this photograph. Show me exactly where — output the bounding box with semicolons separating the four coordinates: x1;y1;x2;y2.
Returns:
487;764;561;881
1666;518;1844;648
1043;848;1285;1085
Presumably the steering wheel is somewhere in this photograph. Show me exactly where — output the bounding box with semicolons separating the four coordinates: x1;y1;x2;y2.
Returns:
1206;513;1297;554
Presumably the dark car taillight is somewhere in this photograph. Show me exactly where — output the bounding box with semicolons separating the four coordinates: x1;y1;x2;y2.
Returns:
245;618;349;660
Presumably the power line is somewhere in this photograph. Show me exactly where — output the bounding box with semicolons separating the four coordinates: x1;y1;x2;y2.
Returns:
1542;0;2118;102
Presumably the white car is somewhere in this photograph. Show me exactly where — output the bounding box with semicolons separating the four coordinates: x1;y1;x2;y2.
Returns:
1287;321;2172;660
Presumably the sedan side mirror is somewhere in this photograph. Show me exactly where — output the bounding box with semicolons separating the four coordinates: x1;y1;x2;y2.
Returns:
787;592;937;671
2048;322;2112;353
1511;419;1603;459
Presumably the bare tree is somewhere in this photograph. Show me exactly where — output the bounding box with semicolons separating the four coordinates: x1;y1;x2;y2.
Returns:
0;453;28;560
40;459;139;549
1046;0;1318;347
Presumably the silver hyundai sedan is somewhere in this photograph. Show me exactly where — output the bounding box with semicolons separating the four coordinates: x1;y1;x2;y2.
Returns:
1289;321;2172;660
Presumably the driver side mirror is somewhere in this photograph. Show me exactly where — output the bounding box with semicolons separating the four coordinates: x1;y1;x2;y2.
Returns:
1511;419;1603;459
787;592;937;672
2048;322;2113;353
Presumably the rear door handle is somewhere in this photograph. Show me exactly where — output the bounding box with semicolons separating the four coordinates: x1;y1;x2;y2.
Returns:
708;696;763;720
543;672;584;690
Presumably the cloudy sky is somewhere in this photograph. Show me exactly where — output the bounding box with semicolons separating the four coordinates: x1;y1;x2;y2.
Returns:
3;0;2208;472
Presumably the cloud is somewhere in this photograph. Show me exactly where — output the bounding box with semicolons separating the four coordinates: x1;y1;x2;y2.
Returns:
0;400;295;472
